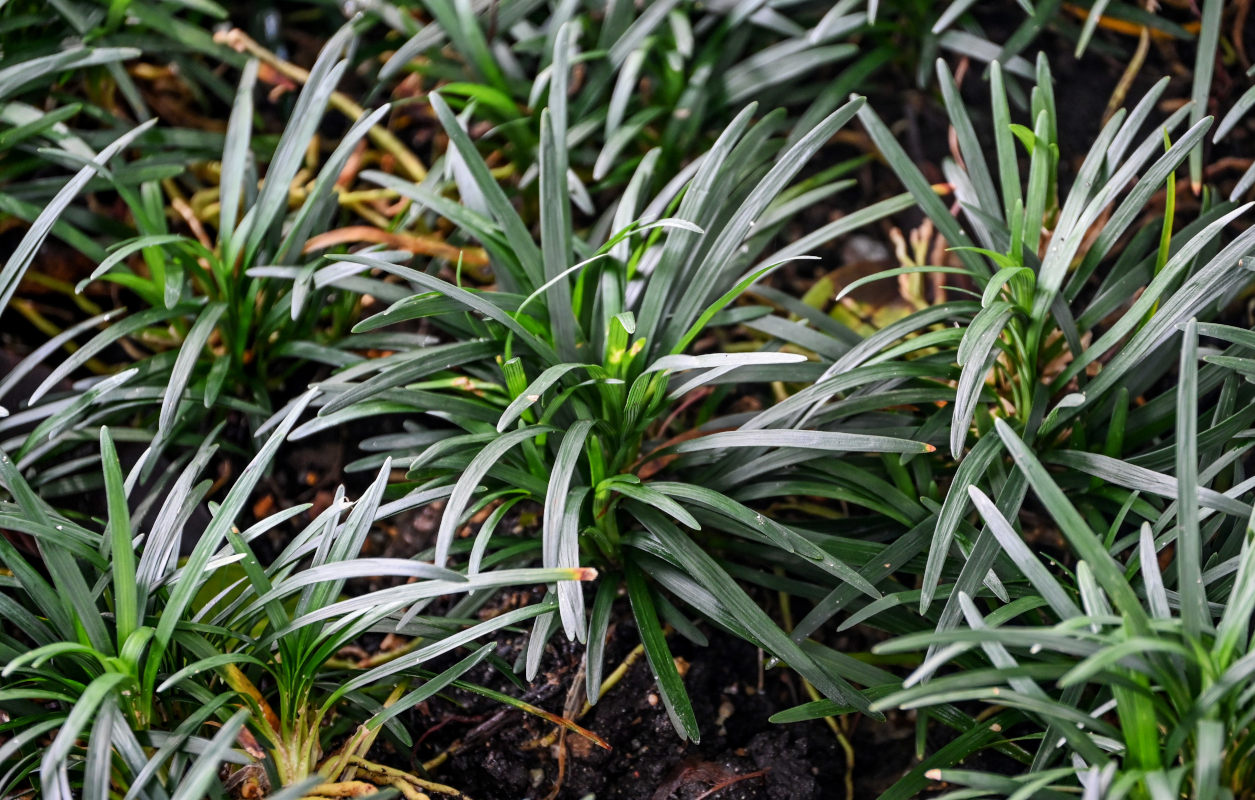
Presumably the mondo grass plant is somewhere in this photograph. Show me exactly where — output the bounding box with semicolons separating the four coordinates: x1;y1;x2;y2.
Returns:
0;25;421;498
0;393;596;797
740;53;1255;642
297;22;939;738
729;56;1255;794
872;391;1255;799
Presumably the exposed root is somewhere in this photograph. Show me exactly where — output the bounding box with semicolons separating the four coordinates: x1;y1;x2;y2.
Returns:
301;781;380;798
342;755;468;799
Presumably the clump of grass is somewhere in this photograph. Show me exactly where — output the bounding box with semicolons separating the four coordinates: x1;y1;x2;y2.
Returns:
0;391;597;796
312;65;923;736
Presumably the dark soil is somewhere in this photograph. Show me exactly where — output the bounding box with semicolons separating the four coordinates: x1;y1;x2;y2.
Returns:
405;615;919;800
